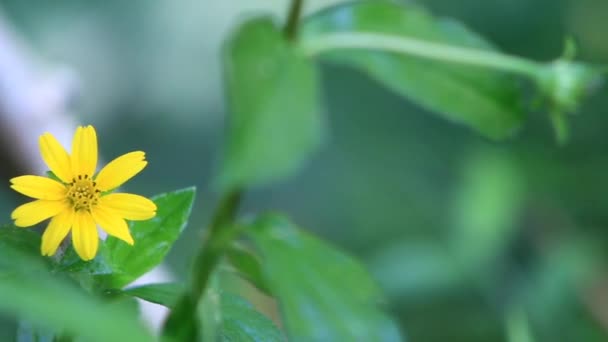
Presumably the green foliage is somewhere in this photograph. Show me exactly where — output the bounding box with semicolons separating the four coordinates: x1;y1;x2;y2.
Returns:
246;214;402;341
302;1;524;139
219;17;323;190
225;244;271;295
123;282;184;307
1;0;606;341
0;226;153;342
103;187;196;288
220;293;285;342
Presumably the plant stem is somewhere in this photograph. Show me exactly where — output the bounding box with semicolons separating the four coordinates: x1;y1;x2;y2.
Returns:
191;189;242;298
505;305;535;342
301;32;544;79
161;189;242;339
284;0;304;40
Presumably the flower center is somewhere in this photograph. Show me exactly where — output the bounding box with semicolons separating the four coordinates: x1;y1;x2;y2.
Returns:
67;174;101;211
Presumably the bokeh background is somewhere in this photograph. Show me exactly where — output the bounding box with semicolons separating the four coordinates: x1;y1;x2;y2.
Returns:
0;0;607;341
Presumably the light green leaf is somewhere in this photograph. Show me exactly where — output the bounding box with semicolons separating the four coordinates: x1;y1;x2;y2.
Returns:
0;242;152;342
103;187;196;288
226;243;271;295
0;225;46;278
219;17;323;190
247;215;402;341
450;149;524;272
220;293;285;342
302;1;524;139
123;282;184;307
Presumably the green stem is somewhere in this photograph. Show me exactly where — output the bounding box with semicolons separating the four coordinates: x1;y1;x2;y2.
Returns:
505;305;535;342
301;32;544;79
161;189;242;339
191;189;242;297
284;0;304;40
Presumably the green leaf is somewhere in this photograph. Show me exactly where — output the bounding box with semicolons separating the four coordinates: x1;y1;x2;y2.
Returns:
195;274;285;342
0;225;47;278
220;293;285;342
0;242;152;342
450;149;524;272
103;187;196;288
219;17;323;190
246;214;402;341
302;1;524;139
123;282;184;307
225;243;271;295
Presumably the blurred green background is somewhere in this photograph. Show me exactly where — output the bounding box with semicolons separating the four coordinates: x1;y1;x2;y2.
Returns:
0;0;607;341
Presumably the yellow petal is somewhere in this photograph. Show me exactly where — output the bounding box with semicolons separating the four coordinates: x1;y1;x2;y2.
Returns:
71;125;98;177
91;205;134;245
98;193;157;221
71;211;98;261
95;151;147;191
39;132;73;182
41;209;75;256
10;175;66;200
11;200;68;227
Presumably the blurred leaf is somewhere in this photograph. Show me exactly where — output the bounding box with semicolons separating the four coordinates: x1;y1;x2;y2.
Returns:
246;214;402;341
219;17;323;190
199;274;222;342
0;243;152;342
302;1;524;139
226;243;271;295
123;282;184;307
451;149;524;271
368;241;464;300
220;293;285;342
103;187;196;288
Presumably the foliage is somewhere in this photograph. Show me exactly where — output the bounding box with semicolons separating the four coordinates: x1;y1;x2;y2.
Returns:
0;0;605;341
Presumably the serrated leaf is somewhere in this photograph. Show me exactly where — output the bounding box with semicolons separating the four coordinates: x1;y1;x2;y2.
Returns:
219;17;323;190
302;1;524;139
247;215;402;341
103;187;196;288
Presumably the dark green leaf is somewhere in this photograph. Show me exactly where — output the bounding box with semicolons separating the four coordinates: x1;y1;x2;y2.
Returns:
123;282;184;308
247;214;402;341
219;17;323;190
226;243;271;295
302;1;524;139
103;187;196;288
220;293;285;342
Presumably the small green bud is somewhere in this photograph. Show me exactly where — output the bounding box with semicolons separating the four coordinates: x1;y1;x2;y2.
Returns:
538;59;603;114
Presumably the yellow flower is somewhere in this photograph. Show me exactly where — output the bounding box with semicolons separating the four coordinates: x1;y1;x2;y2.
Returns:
10;125;157;261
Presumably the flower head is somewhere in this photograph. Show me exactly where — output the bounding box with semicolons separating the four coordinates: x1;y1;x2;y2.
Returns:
10;125;157;261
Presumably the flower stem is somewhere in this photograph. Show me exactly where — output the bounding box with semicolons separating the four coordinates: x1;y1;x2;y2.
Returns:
161;189;242;340
284;0;304;41
300;32;544;79
191;189;242;297
163;0;305;338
